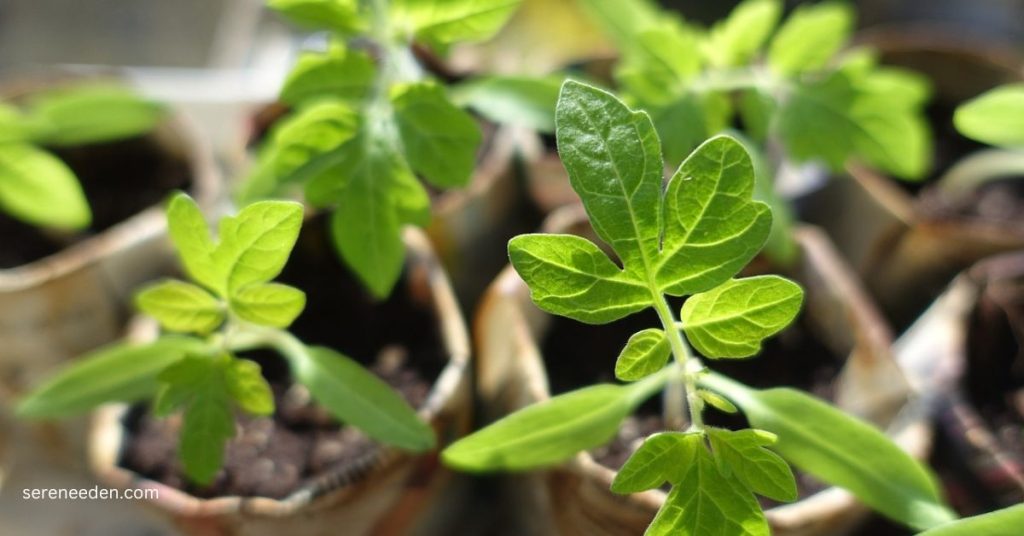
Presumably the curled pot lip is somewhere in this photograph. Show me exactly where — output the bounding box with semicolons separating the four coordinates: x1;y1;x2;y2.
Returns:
0;75;222;288
474;204;931;536
88;226;471;521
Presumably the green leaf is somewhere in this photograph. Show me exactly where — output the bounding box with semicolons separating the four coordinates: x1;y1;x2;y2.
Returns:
701;374;957;531
16;337;206;419
391;82;481;188
704;0;781;67
279;48;374;106
648;444;769;536
158;355;235;485
213;200;304;295
450;75;561;133
768;2;854;76
313;127;427;298
657;136;772;296
699;389;738;413
507;234;651;324
680;275;803;358
739;89;775;143
0;103;35;143
778;71;930;180
242;100;358;201
135;280;223;335
230;283;306;328
443;382;656;471
954;83;1024;147
555;81;663;276
0;143;91;229
291;346;434;451
225;358;275;416
393;0;522;46
917;504;1024;536
28;85;165;146
166;193;220;293
615;328;671;381
576;0;662;48
617;23;701;104
707;428;797;502
268;0;363;33
610;432;699;494
648;92;730;166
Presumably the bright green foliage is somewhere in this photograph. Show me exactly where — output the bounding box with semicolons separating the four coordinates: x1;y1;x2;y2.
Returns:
16;337;207;418
680;275;803;358
598;0;931;178
767;2;853;75
954;84;1024;147
136;280;223;335
611;432;698;493
704;0;781;68
648;443;769;536
450;75;562;133
442;82;953;535
917;504;1024;536
20;193;434;485
392;0;522;48
292;346;436;451
443;382;657;471
615;328;670;381
249;0;521;297
0;84;165;231
707;428;796;502
702;373;956;530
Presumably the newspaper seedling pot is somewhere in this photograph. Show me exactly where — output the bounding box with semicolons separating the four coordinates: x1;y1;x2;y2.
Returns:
0;79;220;405
474;205;929;536
89;225;472;536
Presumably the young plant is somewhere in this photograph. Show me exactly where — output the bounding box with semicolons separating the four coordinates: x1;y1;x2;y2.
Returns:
442;82;954;534
0;85;166;231
936;84;1024;203
17;193;434;484
578;0;932;263
240;0;523;298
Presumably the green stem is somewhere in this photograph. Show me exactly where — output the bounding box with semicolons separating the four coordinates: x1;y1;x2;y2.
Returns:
225;324;309;365
651;292;705;433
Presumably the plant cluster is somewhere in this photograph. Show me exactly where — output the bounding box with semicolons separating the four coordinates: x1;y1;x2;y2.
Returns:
443;81;955;535
0;85;165;230
18;193;433;483
241;0;523;297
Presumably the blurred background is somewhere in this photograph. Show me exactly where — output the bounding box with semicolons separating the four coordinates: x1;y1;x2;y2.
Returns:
0;1;1022;535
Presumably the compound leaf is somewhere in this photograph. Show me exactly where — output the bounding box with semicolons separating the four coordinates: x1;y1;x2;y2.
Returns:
392;82;480;188
213;200;304;295
280;48;374;105
229;283;306;328
708;427;797;502
768;2;854;76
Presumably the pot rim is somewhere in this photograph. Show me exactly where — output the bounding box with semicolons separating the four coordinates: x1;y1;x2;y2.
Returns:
0;99;221;289
87;225;470;518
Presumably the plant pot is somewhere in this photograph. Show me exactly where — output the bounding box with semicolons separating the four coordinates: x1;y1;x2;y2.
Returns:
0;79;221;405
232;103;534;310
88;224;472;536
803;30;1024;329
894;252;1024;517
474;205;930;536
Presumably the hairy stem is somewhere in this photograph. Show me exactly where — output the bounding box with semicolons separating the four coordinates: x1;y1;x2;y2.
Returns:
651;293;705;433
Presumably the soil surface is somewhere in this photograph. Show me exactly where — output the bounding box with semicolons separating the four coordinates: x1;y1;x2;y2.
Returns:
119;214;448;499
0;134;192;268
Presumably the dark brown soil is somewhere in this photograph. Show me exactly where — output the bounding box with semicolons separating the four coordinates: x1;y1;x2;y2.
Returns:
0;134;192;268
118;213;448;499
